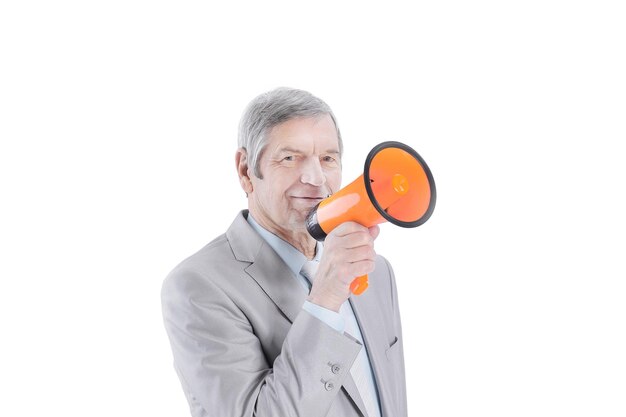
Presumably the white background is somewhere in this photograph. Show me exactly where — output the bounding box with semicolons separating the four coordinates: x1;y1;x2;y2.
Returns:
1;1;625;416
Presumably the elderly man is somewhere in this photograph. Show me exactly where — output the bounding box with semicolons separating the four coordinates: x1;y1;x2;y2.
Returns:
162;87;407;417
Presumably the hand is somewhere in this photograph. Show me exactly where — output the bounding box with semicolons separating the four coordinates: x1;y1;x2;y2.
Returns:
307;222;380;312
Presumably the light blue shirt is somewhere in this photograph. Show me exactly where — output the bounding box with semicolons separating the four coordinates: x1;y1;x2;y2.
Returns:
246;214;382;416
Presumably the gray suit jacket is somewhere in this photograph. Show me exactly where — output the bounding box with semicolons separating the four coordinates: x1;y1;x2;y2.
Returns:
162;211;407;417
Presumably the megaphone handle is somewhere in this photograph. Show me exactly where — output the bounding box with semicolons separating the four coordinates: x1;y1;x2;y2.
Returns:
350;275;369;295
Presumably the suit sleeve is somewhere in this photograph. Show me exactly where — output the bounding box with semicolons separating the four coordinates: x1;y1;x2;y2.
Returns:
161;268;362;417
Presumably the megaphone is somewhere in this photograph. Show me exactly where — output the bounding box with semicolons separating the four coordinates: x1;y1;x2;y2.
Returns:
306;141;436;295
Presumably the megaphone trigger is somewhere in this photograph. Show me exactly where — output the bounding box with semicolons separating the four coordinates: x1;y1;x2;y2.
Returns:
350;275;369;295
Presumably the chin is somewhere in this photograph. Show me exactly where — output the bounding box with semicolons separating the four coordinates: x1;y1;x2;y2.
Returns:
286;212;310;229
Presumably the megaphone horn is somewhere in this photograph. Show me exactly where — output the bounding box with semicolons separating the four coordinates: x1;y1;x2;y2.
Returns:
306;141;436;295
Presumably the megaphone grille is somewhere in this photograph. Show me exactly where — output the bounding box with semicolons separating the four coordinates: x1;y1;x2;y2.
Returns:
365;141;436;228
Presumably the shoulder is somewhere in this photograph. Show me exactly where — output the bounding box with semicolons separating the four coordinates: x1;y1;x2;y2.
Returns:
161;211;258;303
374;254;394;276
162;235;234;303
372;254;396;288
370;254;401;308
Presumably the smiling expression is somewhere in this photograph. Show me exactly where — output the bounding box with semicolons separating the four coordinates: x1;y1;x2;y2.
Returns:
247;114;342;242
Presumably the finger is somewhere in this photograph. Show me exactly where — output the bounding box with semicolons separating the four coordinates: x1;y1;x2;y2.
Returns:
331;221;370;237
347;259;376;278
342;245;377;264
368;225;380;240
333;231;375;250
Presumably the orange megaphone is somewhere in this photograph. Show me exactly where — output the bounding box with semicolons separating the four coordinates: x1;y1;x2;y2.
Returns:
306;141;436;295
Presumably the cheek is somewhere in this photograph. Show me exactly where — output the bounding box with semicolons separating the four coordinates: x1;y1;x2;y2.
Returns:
267;177;292;200
328;171;342;192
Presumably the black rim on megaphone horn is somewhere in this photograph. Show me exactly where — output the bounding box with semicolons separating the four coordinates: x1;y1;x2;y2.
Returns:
363;141;437;228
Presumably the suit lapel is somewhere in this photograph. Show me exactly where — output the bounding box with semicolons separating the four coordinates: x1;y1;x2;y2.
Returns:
245;247;307;323
226;211;307;323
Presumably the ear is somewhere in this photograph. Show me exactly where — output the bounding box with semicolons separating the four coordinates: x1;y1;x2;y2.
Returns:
235;148;254;195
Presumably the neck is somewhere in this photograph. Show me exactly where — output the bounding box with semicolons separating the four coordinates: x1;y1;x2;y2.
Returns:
283;230;317;260
249;211;317;259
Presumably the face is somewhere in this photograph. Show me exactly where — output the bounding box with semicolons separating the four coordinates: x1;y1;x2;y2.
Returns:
244;115;342;241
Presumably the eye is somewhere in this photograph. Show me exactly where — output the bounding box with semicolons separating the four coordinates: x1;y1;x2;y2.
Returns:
321;155;336;163
282;155;294;162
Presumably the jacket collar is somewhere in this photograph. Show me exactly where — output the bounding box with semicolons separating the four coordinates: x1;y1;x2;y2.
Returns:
226;210;307;323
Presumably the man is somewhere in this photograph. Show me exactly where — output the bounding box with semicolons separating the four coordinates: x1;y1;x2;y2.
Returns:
162;87;407;417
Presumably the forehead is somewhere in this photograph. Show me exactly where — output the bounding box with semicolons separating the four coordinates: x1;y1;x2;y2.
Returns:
265;115;340;151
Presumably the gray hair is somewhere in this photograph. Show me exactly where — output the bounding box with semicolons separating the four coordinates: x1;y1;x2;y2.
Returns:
238;87;343;178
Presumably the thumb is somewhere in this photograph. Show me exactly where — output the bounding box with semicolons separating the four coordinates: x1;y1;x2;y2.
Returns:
368;225;380;240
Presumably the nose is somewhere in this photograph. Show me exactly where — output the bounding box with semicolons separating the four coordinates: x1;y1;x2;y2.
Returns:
300;157;326;187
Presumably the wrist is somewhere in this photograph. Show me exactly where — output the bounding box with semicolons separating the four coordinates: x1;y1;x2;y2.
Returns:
306;294;342;313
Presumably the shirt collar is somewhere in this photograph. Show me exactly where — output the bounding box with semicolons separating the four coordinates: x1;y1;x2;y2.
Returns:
247;213;323;277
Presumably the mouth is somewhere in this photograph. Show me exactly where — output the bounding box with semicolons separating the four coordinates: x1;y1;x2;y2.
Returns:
291;196;325;201
290;196;326;205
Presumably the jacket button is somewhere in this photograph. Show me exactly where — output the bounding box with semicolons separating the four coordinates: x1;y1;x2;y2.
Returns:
324;381;335;391
331;364;341;374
